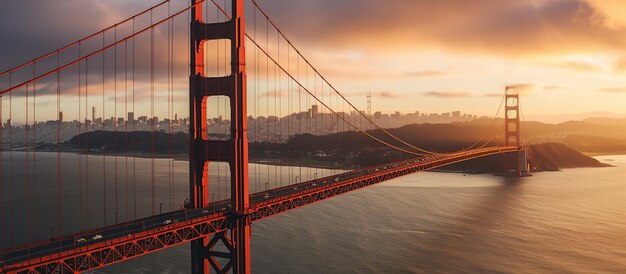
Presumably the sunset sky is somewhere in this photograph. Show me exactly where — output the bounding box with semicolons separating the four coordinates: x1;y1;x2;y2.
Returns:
1;0;626;123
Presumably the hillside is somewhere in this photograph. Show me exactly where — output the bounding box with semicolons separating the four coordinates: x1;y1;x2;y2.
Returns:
67;130;610;173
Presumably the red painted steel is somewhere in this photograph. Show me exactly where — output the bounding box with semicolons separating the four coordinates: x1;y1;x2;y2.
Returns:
504;86;522;175
3;214;228;274
189;0;249;273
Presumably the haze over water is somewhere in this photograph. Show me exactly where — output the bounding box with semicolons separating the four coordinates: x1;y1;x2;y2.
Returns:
2;153;626;273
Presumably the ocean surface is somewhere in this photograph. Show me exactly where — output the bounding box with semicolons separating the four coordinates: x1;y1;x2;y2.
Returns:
2;152;626;273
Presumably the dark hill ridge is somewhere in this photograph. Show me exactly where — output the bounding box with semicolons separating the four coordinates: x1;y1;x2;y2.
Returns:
67;130;609;173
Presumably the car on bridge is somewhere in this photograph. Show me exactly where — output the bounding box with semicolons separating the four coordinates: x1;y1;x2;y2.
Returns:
75;238;87;244
92;234;103;240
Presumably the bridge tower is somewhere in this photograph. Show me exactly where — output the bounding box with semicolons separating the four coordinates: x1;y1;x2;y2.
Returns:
189;0;250;273
504;86;529;176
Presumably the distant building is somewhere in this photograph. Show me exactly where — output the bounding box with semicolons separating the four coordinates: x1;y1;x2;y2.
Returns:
58;112;63;124
311;105;318;116
374;111;382;119
127;112;134;126
452;111;461;118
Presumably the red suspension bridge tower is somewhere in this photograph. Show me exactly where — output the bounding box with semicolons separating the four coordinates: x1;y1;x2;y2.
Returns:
504;86;529;176
189;0;250;273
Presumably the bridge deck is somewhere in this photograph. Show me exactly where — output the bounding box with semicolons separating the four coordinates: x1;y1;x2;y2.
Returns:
1;146;519;273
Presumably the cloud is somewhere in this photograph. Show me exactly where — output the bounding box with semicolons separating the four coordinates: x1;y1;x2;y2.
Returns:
424;90;474;98
586;0;626;29
614;57;626;72
258;0;626;57
543;85;563;90
506;83;536;94
376;90;398;98
403;70;448;78
343;90;400;98
598;87;626;93
483;93;504;98
550;61;604;72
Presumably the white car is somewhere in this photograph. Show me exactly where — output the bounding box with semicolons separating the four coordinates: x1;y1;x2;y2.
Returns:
163;220;172;225
92;234;103;240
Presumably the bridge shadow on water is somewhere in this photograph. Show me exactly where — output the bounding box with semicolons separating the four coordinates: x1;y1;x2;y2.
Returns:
410;175;531;273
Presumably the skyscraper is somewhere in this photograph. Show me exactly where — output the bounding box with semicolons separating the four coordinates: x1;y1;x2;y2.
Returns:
58;111;63;123
128;112;134;125
311;105;319;116
92;107;96;123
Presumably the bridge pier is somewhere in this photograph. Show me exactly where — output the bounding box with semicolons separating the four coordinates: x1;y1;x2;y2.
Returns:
190;0;250;273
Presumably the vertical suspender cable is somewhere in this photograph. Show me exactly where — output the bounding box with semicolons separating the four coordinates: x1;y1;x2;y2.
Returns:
167;2;173;211
26;80;31;248
8;74;13;248
102;34;107;225
115;27;119;224
0;91;2;256
0;83;3;257
78;44;83;230
33;65;38;238
151;11;156;216
132;18;137;220
85;57;90;226
125;38;129;222
277;28;281;190
56;54;61;237
266;19;270;191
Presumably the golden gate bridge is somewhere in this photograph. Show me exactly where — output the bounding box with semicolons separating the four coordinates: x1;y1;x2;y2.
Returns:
0;0;529;273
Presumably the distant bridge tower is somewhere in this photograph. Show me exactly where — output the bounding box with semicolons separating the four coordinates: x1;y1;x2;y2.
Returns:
367;91;372;117
504;86;529;176
504;86;520;149
189;0;250;273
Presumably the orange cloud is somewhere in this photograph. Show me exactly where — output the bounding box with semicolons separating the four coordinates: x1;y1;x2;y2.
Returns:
424;90;474;98
403;70;448;78
261;0;626;57
586;0;626;29
614;57;626;73
598;87;626;93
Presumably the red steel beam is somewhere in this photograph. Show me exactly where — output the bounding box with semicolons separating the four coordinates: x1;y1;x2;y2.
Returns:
3;215;228;274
